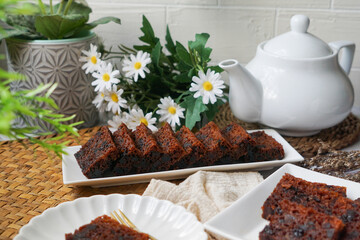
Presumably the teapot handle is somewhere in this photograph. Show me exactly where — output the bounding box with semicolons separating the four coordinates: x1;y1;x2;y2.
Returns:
329;41;355;75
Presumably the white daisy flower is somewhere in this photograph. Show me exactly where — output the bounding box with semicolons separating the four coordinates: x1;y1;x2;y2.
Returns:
105;85;127;114
108;113;128;130
156;96;185;129
92;62;120;92
122;51;151;82
127;108;157;132
79;44;102;74
189;69;225;105
92;90;108;112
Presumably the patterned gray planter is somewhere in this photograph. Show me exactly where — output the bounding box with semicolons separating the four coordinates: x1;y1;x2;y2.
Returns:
6;32;99;132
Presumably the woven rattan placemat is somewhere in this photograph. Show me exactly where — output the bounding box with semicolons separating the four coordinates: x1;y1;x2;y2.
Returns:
214;103;360;158
0;127;183;239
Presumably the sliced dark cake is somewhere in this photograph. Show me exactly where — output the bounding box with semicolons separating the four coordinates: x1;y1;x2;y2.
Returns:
74;126;118;178
154;123;186;171
221;122;255;163
65;215;149;240
112;123;142;176
133;123;162;173
330;195;360;239
259;199;345;240
175;125;207;169
195;121;232;166
262;173;347;219
247;131;284;162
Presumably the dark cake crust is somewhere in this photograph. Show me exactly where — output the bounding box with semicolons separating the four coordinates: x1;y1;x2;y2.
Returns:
112;123;142;175
155;123;186;171
260;199;345;240
65;215;149;240
74;126;118;178
248;131;285;162
195;121;231;166
175;126;207;169
133;123;162;172
221;122;254;163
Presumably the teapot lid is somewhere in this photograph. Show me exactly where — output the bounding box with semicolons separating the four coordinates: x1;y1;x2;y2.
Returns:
263;15;333;58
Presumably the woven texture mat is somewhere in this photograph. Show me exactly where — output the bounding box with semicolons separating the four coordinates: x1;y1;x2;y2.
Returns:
0;128;184;239
214;103;360;158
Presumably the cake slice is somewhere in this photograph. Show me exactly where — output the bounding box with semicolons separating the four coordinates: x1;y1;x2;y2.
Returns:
221;122;254;163
74;126;119;178
154;123;186;171
259;199;345;240
247;131;285;162
195;121;232;166
175;125;207;169
112;123;142;176
65;215;149;240
262;173;347;219
133;123;162;173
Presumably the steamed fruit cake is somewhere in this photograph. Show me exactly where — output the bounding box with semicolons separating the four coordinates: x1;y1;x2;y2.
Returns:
74;126;118;178
74;121;285;178
133;123;162;173
261;174;360;240
221;122;254;163
65;215;149;240
112;123;142;176
154;123;186;171
259;199;345;240
247;131;285;162
262;173;347;219
195;121;232;166
174;125;207;169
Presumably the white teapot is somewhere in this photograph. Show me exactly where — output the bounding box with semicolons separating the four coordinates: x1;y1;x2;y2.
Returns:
220;15;355;136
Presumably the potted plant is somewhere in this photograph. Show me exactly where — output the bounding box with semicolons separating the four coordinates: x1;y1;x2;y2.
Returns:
1;0;120;132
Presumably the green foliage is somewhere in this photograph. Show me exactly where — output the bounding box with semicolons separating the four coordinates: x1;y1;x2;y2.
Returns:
103;15;226;130
1;0;121;40
0;0;82;157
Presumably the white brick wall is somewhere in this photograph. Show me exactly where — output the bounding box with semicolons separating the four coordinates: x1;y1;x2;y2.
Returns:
88;0;360;111
4;0;360;112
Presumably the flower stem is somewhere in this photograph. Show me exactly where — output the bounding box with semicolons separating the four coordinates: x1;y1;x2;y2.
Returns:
63;0;73;16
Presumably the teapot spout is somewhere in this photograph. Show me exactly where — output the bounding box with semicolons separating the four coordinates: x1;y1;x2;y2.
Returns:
219;59;262;122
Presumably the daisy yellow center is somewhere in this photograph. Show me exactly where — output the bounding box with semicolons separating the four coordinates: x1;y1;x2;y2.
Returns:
140;117;148;126
134;62;142;70
91;56;97;64
101;92;104;98
102;73;110;82
111;93;119;103
203;81;213;91
168;106;177;115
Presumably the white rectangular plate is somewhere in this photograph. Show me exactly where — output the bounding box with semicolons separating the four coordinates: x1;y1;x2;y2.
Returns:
62;129;303;187
204;163;360;240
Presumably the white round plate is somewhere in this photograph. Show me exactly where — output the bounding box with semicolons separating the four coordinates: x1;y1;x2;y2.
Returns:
14;194;207;240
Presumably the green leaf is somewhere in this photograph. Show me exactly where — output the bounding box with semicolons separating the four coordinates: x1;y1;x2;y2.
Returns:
165;26;176;55
174;73;192;83
181;96;208;130
176;41;192;67
188;33;212;64
84;16;121;30
134;15;159;51
207;65;223;73
35;14;87;39
53;1;91;20
205;98;226;121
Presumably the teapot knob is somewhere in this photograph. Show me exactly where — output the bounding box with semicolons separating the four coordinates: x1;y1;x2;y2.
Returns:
291;15;310;33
